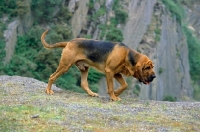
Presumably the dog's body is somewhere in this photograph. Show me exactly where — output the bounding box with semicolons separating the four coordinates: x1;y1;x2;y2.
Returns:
41;30;156;101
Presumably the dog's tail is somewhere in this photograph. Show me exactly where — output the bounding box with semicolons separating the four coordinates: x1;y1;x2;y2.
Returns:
41;30;68;49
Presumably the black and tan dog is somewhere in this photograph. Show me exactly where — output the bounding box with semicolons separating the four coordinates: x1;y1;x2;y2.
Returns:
41;30;156;101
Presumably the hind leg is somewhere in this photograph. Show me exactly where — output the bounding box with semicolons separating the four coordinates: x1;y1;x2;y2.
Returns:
45;66;71;94
80;67;98;97
45;63;72;95
45;49;74;94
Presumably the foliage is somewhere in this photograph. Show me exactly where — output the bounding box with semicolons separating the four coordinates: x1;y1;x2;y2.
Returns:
106;28;123;42
113;0;128;24
31;0;63;23
114;9;128;24
183;26;200;81
88;0;94;11
163;95;177;102
154;28;161;42
0;0;17;17
57;6;73;22
161;0;184;24
98;24;107;39
91;6;106;23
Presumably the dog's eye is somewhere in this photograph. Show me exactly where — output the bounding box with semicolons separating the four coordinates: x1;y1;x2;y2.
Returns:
145;66;150;70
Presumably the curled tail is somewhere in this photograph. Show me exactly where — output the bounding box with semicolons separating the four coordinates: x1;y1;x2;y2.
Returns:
41;30;68;49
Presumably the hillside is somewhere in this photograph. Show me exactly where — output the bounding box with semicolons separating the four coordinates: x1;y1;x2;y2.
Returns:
0;75;200;131
2;0;200;101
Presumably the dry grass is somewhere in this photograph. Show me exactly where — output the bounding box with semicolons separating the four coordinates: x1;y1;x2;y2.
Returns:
0;75;200;132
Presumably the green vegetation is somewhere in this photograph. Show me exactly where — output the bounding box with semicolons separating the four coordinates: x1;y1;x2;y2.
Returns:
106;28;123;42
114;9;128;24
133;84;141;96
113;0;128;24
163;95;177;102
155;28;161;42
31;0;63;23
0;0;17;17
87;0;127;41
158;67;165;74
183;26;200;81
161;0;184;24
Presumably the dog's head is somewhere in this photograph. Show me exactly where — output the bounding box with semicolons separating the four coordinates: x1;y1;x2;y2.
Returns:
133;55;156;84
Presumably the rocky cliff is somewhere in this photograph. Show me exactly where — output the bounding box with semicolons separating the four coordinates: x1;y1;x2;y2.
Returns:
2;0;197;101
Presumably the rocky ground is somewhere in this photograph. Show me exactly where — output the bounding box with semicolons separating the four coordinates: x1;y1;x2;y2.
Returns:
0;75;200;132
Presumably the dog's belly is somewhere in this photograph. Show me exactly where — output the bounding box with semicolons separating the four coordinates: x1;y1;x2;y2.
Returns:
75;60;105;73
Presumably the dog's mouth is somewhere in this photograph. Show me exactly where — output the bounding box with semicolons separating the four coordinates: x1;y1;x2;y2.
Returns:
138;75;156;85
138;79;150;85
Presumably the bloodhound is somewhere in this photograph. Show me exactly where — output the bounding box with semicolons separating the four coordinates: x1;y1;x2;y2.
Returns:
41;30;156;101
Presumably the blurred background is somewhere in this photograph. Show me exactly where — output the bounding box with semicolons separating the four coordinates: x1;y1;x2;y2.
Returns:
0;0;200;101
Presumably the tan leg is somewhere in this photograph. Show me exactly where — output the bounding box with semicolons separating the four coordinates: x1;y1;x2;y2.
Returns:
80;67;98;97
45;64;71;94
114;74;128;97
105;69;121;101
45;49;74;95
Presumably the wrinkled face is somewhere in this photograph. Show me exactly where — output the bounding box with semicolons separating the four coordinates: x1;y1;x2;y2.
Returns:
134;56;156;84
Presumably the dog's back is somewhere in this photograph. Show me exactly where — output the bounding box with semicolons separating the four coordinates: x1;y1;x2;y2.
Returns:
73;39;127;63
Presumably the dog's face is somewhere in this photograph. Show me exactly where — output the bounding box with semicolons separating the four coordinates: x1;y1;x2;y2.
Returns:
134;56;156;84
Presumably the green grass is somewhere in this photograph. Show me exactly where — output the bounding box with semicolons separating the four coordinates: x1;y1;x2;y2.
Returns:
0;105;67;131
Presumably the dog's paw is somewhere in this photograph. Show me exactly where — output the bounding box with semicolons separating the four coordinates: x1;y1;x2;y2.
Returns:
114;92;119;97
111;96;121;101
45;89;54;95
89;92;99;97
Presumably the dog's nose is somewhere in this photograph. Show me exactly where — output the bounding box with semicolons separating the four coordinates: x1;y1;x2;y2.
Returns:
151;74;156;79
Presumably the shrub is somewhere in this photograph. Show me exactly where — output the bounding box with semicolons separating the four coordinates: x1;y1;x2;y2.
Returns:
57;7;72;22
163;95;177;102
115;9;128;24
106;28;124;42
31;0;63;22
0;0;17;17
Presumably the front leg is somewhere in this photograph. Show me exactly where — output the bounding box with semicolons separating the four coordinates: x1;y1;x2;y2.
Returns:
114;73;128;97
105;69;121;101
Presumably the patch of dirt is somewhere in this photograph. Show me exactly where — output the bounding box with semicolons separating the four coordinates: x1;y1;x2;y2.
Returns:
0;75;200;131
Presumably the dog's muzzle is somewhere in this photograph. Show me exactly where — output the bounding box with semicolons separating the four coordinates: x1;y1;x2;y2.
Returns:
148;74;156;82
138;74;156;84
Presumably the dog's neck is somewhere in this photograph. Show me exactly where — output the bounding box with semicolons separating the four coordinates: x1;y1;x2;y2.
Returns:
122;50;143;77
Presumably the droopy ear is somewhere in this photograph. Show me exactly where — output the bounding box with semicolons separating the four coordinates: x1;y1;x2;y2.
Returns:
142;60;153;70
135;63;143;72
